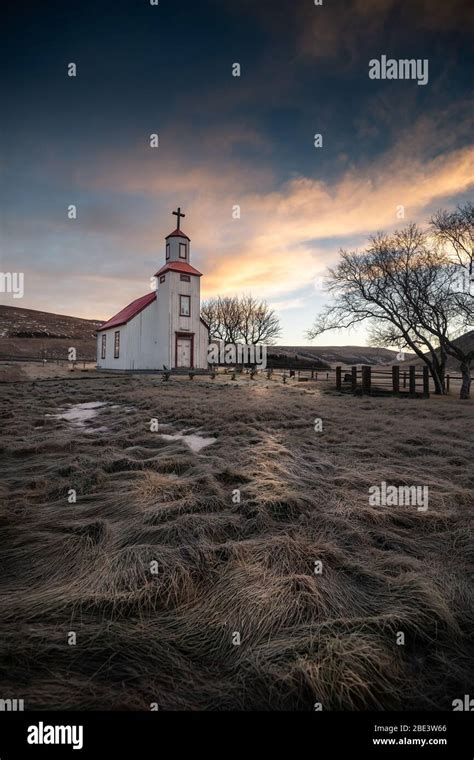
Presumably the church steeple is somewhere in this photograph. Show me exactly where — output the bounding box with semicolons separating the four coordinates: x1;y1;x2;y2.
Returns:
165;207;191;263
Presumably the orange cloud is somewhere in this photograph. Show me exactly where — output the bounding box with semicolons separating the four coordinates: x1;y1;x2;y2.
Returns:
65;118;474;318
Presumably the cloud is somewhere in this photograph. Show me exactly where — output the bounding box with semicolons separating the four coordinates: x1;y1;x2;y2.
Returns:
68;115;474;313
6;96;473;332
200;146;474;298
298;0;474;62
268;296;308;311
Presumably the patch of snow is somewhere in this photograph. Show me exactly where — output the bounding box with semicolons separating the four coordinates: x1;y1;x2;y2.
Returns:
160;432;216;453
52;401;107;427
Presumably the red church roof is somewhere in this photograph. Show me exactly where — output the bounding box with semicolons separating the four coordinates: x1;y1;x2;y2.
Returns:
166;228;191;241
97;291;156;332
154;261;203;277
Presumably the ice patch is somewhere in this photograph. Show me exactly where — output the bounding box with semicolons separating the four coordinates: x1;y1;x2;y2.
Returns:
52;401;108;427
160;432;216;453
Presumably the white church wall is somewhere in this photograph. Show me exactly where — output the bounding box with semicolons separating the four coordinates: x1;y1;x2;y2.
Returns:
167;271;206;368
125;298;163;369
156;275;172;369
96;298;169;370
96;285;209;370
96;325;129;370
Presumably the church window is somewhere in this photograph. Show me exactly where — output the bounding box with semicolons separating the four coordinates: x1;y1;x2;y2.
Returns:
179;243;187;259
160;275;166;283
166;243;170;260
114;331;120;358
180;295;190;317
180;274;190;282
101;334;106;359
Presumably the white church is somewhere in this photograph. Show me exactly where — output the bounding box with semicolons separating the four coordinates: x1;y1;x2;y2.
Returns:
96;209;210;370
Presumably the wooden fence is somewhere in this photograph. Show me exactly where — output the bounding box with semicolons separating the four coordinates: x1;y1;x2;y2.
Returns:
335;365;430;396
0;356;469;396
279;365;471;397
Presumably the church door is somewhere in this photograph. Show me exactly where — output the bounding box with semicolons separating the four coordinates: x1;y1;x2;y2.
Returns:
176;336;192;368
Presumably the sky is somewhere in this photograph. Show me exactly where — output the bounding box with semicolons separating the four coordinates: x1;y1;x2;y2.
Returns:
1;0;473;345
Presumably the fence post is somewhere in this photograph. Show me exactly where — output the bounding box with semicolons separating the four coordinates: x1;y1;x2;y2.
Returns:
351;366;357;392
311;370;314;380
362;365;371;394
422;366;430;397
446;374;450;393
336;366;342;390
409;365;416;394
392;365;400;394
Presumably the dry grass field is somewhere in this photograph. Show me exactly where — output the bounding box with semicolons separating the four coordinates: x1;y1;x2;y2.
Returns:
0;370;473;710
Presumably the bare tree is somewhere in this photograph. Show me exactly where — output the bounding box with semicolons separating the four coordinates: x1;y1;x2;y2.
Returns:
200;298;219;340
201;294;281;345
307;221;472;397
431;204;474;398
239;295;282;345
201;296;242;343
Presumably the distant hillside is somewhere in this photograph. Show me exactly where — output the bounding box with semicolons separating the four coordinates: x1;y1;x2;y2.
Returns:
273;345;412;366
0;305;428;366
267;350;331;370
399;330;474;372
0;305;103;360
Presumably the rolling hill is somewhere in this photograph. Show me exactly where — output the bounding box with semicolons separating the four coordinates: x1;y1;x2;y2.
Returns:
0;305;437;367
0;305;103;360
271;345;411;367
399;330;474;372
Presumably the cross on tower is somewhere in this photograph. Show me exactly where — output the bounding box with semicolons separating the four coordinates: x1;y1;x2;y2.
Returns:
172;207;186;230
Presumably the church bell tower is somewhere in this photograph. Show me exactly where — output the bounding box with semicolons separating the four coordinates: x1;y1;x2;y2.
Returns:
165;207;190;264
154;208;207;370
